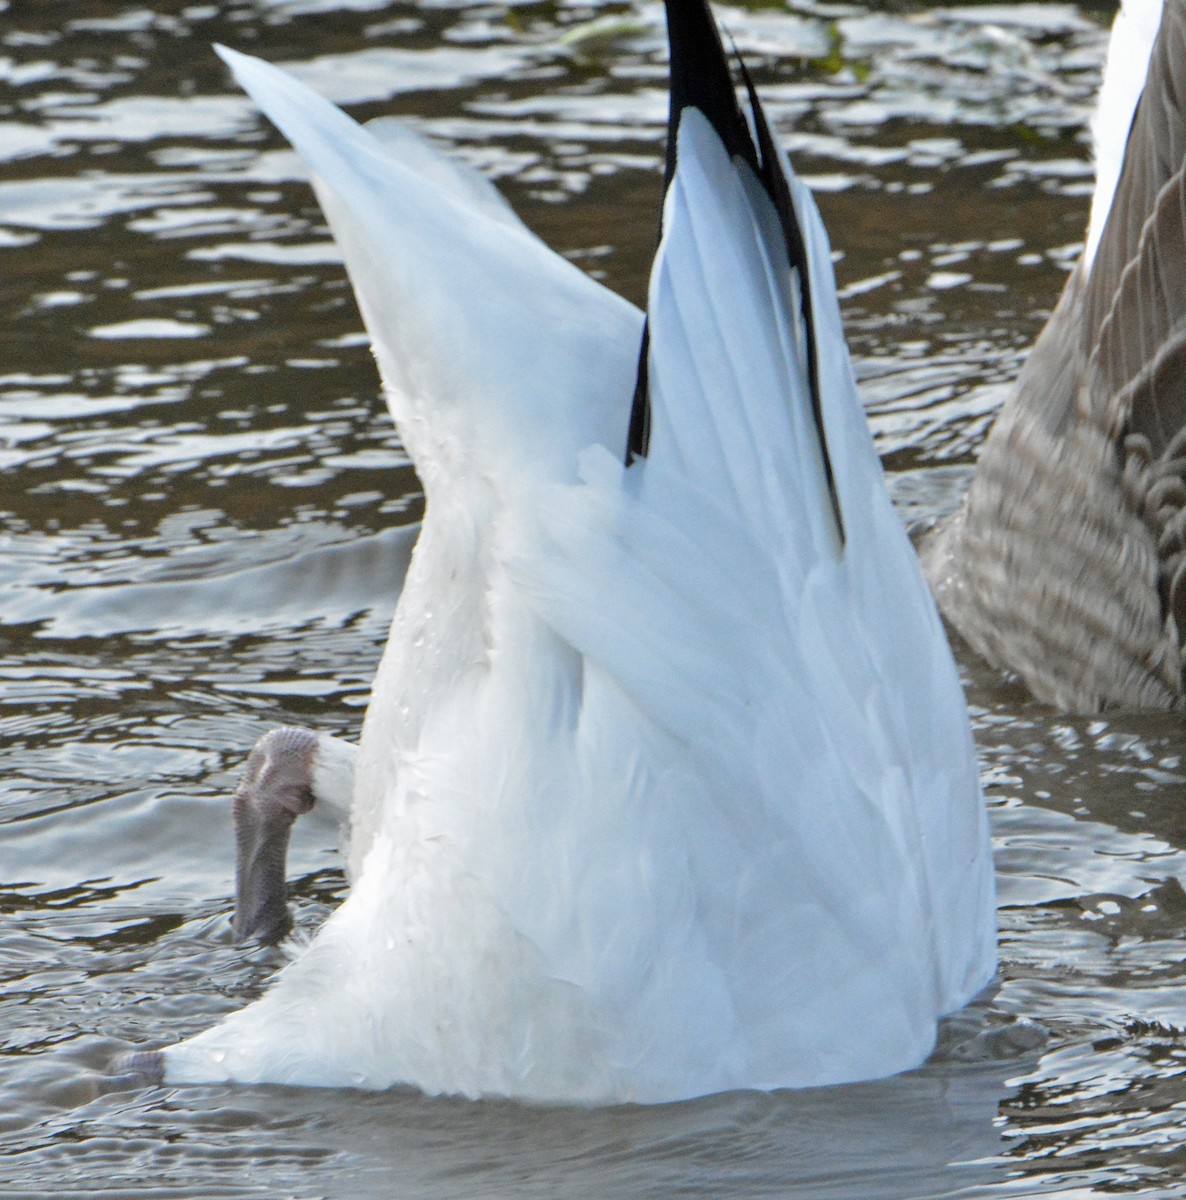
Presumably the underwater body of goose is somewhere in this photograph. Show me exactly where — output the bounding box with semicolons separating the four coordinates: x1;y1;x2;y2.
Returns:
138;0;997;1102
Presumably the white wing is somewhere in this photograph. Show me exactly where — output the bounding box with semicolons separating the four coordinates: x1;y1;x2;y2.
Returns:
215;45;643;487
159;20;993;1102
507;105;995;1042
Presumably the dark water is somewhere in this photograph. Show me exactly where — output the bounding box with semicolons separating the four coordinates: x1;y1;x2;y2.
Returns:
2;2;1185;1196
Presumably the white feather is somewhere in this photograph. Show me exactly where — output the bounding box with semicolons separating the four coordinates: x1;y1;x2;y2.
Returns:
1085;0;1165;271
362;116;532;237
308;734;356;829
158;44;995;1102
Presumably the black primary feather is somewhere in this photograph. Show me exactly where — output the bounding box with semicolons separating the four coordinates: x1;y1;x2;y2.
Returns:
628;0;843;543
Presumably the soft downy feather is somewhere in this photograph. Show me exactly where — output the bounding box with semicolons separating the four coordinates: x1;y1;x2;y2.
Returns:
156;4;994;1101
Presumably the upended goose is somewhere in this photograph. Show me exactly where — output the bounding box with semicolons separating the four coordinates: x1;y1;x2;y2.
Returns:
132;0;996;1101
924;0;1186;712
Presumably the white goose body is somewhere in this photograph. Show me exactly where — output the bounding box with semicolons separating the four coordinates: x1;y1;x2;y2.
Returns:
159;0;995;1102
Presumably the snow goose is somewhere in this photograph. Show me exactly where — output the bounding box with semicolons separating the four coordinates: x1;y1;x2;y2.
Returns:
135;0;995;1101
923;0;1186;711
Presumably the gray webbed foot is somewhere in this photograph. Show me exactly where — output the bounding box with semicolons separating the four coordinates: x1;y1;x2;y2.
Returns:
232;726;319;945
111;1049;166;1089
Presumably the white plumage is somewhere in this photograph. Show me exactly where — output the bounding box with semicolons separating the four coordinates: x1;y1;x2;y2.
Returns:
1086;0;1164;270
157;0;995;1102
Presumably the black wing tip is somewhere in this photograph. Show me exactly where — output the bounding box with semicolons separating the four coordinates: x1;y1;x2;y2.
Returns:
662;0;756;183
626;321;652;463
632;0;847;548
739;62;846;542
629;0;752;466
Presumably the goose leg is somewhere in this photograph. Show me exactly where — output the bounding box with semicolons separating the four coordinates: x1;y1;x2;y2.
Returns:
232;727;356;945
108;728;358;1086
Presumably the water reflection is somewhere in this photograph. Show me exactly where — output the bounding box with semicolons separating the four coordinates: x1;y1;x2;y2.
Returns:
5;1039;1021;1200
2;1;1185;1197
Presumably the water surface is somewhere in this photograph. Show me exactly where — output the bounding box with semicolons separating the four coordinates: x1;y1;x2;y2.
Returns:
3;2;1185;1197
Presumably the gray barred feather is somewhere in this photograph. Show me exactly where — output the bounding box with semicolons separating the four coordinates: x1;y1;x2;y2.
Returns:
925;0;1186;710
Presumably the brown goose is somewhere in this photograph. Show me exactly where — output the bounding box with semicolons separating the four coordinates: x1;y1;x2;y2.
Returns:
923;0;1186;711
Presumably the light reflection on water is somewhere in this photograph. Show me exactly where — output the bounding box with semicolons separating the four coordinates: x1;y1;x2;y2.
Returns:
2;2;1185;1197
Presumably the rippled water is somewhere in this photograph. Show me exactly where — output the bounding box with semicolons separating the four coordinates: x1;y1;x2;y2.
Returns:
2;2;1184;1196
